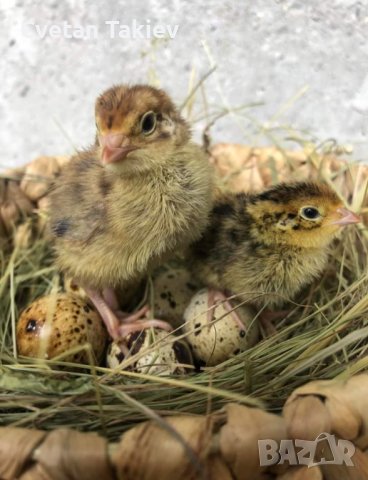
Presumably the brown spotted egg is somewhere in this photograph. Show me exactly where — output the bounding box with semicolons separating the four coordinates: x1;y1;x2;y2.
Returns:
16;293;107;365
152;264;200;329
183;289;259;367
107;328;193;376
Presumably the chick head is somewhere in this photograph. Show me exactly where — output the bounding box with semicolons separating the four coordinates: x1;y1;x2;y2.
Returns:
95;84;190;174
248;182;360;248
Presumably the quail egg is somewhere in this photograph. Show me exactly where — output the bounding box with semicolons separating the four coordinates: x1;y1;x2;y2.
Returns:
16;293;107;365
183;289;259;366
152;264;200;329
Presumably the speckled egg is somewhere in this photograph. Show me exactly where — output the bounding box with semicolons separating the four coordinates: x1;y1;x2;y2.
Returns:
152;264;200;329
183;289;259;367
106;328;193;376
16;293;108;365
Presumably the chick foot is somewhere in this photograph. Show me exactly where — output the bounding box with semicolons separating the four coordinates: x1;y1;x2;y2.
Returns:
101;287;173;336
207;289;245;330
117;318;173;338
115;305;149;321
85;287;123;339
102;287;149;321
85;288;172;341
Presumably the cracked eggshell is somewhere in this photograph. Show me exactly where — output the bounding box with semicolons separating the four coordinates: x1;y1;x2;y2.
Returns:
152;265;200;329
183;289;259;367
107;329;193;376
16;293;107;365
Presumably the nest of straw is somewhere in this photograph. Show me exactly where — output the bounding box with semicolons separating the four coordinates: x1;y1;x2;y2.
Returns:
0;143;367;479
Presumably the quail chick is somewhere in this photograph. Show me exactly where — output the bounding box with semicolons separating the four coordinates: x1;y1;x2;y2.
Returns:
189;182;360;325
48;84;213;341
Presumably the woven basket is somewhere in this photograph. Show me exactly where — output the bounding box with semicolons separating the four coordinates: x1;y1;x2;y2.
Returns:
0;375;367;479
0;145;367;480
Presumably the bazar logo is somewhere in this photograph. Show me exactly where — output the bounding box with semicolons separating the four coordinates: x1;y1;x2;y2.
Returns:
259;433;355;467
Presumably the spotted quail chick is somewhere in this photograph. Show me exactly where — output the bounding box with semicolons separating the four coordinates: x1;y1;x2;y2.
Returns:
189;181;360;323
48;84;213;341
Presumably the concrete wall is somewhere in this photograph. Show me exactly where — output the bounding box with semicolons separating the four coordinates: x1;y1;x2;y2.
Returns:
1;0;367;168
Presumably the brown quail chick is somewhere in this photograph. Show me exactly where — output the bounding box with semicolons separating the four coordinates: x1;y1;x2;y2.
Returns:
189;182;360;328
48;84;213;342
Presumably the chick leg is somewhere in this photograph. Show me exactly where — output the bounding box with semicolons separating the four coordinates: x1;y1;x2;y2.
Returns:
207;289;245;330
85;287;122;340
102;287;120;311
86;288;173;340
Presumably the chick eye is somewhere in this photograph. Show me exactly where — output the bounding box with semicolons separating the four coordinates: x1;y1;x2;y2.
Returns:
140;111;157;135
300;206;321;220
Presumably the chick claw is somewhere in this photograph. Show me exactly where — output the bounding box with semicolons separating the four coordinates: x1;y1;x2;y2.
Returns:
207;289;245;330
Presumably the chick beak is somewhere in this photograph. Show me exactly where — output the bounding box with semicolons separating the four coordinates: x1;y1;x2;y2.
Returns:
332;207;361;226
99;133;138;165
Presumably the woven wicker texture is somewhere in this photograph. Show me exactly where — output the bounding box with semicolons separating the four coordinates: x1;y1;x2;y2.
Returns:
0;376;367;479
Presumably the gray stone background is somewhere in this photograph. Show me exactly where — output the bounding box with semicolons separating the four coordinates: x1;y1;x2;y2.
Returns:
1;0;368;169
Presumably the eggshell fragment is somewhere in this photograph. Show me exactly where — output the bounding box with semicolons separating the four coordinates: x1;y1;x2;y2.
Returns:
152;265;200;329
16;293;107;365
107;329;193;376
183;289;259;367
